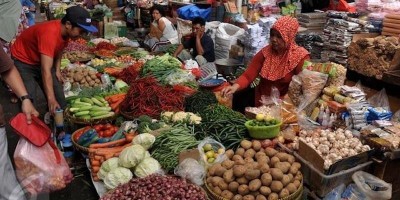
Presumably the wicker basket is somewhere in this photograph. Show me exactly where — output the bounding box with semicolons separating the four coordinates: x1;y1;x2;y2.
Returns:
120;110;135;120
204;179;303;200
65;109;116;125
72;127;90;153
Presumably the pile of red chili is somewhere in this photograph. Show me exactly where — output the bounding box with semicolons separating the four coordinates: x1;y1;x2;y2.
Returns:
120;76;185;118
119;62;144;84
94;41;117;51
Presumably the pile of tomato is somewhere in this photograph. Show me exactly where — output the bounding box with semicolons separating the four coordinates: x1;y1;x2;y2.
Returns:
93;123;119;138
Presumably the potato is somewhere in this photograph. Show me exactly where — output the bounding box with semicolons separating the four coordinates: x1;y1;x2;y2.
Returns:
243;195;255;200
245;169;261;180
237;177;249;185
89;80;95;87
249;179;262;192
289;165;299;175
268;193;279;200
244;157;255;163
83;82;89;87
279;188;290;198
270;181;283;193
235;158;246;165
274;162;291;174
270;168;283;181
215;165;227;176
293;180;301;188
208;164;219;176
241;140;253;149
259;186;271;196
86;76;92;82
244;149;256;158
233;194;243;200
223;169;235;183
222;160;235;170
257;156;270;165
95;79;101;83
259;163;270;173
74;73;83;82
228;181;240;193
238;184;250;195
90;74;97;80
270;157;280;167
264;148;278;158
233;154;244;162
255;152;267;160
281;175;291;187
287;174;293;183
236;148;246;157
211;176;223;187
83;71;89;76
292;162;301;169
286;183;297;194
213;186;222;195
252;140;262;151
218;181;229;191
287;155;295;164
221;190;234;199
80;79;86;84
261;173;272;186
256;195;267;200
294;172;303;181
225;149;235;159
275;153;289;162
88;70;96;75
206;177;213;184
233;165;247;177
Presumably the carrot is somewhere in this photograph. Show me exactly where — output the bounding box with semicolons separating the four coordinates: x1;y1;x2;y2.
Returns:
94;147;126;156
125;132;137;142
94;155;103;161
89;138;127;149
107;93;126;103
92;166;100;173
91;160;100;166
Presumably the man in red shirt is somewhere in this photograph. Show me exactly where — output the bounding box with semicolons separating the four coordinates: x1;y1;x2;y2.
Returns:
11;6;97;114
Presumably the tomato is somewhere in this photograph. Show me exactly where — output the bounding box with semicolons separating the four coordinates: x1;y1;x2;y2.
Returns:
94;126;102;132
113;126;119;133
98;131;104;138
104;130;112;137
105;124;113;130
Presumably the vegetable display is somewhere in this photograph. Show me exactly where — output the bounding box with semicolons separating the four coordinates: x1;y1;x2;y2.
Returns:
65;67;102;88
118;144;147;168
206;140;303;200
118;62;143;84
140;53;182;81
68;96;115;120
184;90;218;114
62;51;95;62
100;174;207;200
150;125;199;172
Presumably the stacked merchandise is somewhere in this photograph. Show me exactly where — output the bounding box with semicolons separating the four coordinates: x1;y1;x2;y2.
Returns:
356;0;400;14
241;17;276;63
382;14;400;37
321;12;372;65
295;32;324;59
297;12;327;32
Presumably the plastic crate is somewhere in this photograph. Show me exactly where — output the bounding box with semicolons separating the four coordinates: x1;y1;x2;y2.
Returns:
293;151;373;198
198;62;218;82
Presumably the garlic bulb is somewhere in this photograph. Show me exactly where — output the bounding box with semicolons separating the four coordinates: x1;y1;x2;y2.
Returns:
344;130;353;138
318;144;329;154
362;145;371;152
336;133;346;141
348;149;357;156
312;138;320;147
324;160;333;170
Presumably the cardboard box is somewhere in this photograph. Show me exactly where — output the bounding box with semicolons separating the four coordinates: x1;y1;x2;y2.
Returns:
178;149;200;164
298;139;373;175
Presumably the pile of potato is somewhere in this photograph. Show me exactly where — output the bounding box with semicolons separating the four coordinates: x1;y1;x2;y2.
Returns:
206;140;302;200
66;67;102;88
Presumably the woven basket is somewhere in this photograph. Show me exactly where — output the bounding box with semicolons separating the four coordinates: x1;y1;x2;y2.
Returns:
65;109;116;125
72;127;90;154
204;179;303;200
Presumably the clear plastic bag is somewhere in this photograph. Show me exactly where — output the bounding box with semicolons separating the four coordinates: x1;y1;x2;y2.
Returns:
323;183;345;200
368;88;391;111
352;171;392;200
288;75;303;106
341;183;368;200
174;158;206;186
298;69;329;108
165;69;195;86
13;138;73;195
197;137;226;168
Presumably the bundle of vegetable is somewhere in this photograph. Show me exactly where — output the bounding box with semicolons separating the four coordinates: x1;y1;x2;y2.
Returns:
94;41;117;51
164;44;179;55
65;67;102;88
150;125;199;172
205;140;303;200
195;104;249;149
161;111;202;125
120;77;185;119
140;53;182;82
184;90;218;114
131;49;149;59
136;115;166;134
100;174;207;200
105;93;127;114
68;96;115;120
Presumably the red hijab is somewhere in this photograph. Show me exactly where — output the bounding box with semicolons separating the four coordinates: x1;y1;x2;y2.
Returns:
260;16;309;81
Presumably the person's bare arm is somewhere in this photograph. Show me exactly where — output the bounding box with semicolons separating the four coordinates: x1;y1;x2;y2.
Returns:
53;52;64;83
41;54;60;114
173;44;185;57
195;28;205;55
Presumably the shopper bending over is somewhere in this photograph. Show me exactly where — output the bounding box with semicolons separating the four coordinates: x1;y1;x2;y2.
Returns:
144;5;178;52
11;6;97;115
173;17;215;66
221;16;310;109
0;0;39;199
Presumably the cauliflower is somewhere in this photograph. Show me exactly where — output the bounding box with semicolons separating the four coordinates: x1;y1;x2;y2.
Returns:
161;111;174;122
188;113;201;124
171;111;189;123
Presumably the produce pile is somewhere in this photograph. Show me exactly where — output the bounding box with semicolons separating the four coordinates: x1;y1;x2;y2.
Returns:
65;67;102;88
68;96;115;121
62;51;95;62
101;174;207;200
140;53;182;84
206;140;303;200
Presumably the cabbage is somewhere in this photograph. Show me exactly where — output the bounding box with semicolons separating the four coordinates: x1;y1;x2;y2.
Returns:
134;157;162;178
98;157;119;180
131;133;156;150
114;79;128;91
104;167;133;190
118;144;146;168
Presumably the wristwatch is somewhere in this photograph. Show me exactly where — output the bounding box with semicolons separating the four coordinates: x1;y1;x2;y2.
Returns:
20;95;33;103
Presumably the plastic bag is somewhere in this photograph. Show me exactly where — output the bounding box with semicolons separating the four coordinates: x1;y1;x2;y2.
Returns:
198;137;226;168
174;158;205;186
184;59;199;70
288;75;303;106
323;183;345;200
298;69;328;108
341;183;367;200
14;138;73;195
260;86;280;106
368;88;391;111
165;69;195;86
352;171;392;200
177;5;212;21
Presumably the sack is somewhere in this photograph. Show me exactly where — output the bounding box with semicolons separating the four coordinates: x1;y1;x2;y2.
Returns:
352;171;392;200
177;5;212;21
10;113;51;147
14;138;73;195
215;23;245;59
368;88;391;111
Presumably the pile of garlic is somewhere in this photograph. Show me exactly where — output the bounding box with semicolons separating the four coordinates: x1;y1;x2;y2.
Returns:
294;128;371;170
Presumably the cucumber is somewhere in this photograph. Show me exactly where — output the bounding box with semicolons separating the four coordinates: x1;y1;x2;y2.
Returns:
91;97;105;107
90;111;111;117
75;111;90;117
91;112;115;119
78;105;93;111
81;97;94;105
94;96;107;104
69;107;80;113
80;115;91;120
90;106;112;112
72;102;92;107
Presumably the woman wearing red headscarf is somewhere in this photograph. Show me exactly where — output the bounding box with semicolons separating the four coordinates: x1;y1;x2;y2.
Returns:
222;16;310;109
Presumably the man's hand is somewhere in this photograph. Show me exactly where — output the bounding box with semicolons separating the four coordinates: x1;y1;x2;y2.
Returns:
48;99;60;115
21;99;39;124
196;27;204;39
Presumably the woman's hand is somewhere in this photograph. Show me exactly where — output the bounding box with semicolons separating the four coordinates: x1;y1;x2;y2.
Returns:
21;99;39;124
221;83;240;97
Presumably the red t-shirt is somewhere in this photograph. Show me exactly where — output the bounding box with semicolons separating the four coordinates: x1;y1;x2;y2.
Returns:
11;20;67;65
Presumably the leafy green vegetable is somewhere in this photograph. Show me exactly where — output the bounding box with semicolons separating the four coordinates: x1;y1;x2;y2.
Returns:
104;167;133;190
98;157;119;180
131;133;156;150
134;157;162;178
140;53;182;83
118;145;146;168
184;90;218;114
